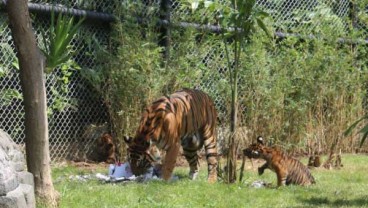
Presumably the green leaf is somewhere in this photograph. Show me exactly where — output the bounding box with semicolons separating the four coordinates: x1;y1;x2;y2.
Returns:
358;124;368;134
256;17;271;38
360;132;368;147
0;89;23;107
12;61;19;70
204;1;213;8
190;0;200;11
40;6;85;72
344;116;368;136
0;66;5;77
257;11;269;17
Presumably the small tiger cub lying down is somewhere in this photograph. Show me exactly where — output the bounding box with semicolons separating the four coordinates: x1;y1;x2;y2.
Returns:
243;136;315;187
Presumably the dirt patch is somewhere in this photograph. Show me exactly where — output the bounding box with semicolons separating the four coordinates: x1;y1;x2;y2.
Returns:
54;161;110;173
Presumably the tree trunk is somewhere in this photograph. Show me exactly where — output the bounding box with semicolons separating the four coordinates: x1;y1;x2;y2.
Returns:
226;38;239;184
227;89;238;183
6;0;59;206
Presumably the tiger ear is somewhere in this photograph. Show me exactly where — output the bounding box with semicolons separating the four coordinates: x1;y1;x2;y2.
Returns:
256;136;264;145
124;136;133;145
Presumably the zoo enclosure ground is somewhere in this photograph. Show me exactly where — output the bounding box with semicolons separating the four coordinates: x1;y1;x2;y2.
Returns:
43;154;368;208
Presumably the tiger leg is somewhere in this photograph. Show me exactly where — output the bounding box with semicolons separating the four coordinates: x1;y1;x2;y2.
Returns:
182;135;202;180
202;127;218;183
275;165;288;187
162;143;180;181
183;148;200;180
258;162;268;175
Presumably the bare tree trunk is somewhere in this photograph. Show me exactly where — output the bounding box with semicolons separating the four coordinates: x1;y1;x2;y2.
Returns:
227;93;238;183
6;0;59;206
226;36;240;184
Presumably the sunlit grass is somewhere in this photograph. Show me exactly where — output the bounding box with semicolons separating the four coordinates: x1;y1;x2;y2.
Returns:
46;154;368;208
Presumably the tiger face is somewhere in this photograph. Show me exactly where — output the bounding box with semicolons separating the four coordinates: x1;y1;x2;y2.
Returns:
243;144;261;158
243;136;267;159
124;136;155;176
95;133;116;163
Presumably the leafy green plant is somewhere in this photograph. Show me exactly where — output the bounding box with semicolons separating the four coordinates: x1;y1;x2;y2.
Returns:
355;0;368;24
292;4;347;38
344;116;368;147
239;24;366;153
0;43;18;76
0;41;22;107
80;0;170;159
46;65;81;117
36;7;86;118
40;9;85;73
0;89;22;107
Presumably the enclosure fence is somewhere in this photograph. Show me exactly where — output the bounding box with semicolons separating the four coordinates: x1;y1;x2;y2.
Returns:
0;0;366;161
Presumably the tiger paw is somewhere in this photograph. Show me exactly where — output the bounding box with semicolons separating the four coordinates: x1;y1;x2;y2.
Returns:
189;171;199;180
258;167;265;175
170;175;179;182
207;174;217;184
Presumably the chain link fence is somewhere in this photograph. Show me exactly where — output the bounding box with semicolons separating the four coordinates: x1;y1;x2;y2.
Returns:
0;0;366;161
0;2;111;161
166;0;366;151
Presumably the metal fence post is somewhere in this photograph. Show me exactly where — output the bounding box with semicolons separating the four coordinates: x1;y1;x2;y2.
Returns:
349;1;356;29
159;0;171;61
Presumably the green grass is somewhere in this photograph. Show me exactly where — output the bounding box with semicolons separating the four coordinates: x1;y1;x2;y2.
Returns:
46;154;368;208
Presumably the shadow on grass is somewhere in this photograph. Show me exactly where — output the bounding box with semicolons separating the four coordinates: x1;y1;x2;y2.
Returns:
299;197;368;207
174;172;188;179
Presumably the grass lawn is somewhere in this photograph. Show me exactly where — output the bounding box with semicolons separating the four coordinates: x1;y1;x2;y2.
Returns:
46;154;368;208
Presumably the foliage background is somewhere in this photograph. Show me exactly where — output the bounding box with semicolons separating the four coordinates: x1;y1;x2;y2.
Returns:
82;0;368;158
0;0;367;160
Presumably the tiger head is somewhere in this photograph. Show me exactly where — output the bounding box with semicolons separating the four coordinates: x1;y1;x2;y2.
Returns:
243;136;269;159
124;135;161;176
124;104;167;175
96;133;116;163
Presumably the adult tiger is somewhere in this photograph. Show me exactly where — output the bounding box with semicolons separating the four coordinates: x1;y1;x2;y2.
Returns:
124;89;218;183
243;136;315;186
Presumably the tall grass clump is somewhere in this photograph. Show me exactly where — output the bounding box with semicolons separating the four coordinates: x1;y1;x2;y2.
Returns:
236;22;367;153
180;0;367;156
184;1;367;155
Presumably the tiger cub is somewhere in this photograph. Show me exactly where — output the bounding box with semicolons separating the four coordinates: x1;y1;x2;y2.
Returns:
243;136;315;187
